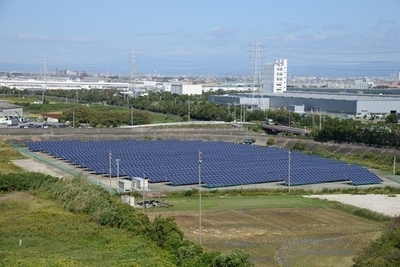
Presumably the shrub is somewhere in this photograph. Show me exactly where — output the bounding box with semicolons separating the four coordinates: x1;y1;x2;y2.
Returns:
266;138;276;146
292;140;308;151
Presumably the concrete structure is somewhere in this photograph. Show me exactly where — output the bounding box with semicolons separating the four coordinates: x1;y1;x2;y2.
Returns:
119;180;133;193
0;79;130;91
355;79;374;89
171;84;202;95
121;195;135;207
208;94;269;110
209;92;400;116
263;59;287;93
0;100;23;123
132;177;149;191
286;104;305;113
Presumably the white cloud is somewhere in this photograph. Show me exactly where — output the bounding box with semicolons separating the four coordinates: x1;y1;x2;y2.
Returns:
16;33;97;44
209;26;236;38
282;23;308;33
283;35;297;41
137;30;170;36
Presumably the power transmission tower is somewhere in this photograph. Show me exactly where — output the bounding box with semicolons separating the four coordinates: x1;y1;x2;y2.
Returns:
130;49;137;97
42;54;47;104
250;35;263;109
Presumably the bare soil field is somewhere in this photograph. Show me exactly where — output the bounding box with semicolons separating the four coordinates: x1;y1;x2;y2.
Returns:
147;207;383;267
304;194;400;217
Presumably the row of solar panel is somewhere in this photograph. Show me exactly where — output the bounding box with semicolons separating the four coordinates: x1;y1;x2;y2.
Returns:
25;139;383;187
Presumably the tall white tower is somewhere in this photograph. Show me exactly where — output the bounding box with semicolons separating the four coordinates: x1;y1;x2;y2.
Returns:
263;59;287;93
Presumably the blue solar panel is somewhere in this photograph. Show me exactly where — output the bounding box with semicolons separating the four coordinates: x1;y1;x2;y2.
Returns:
25;139;383;187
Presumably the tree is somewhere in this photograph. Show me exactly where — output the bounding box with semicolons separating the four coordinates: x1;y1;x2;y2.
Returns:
386;113;399;124
353;217;400;266
212;249;254;267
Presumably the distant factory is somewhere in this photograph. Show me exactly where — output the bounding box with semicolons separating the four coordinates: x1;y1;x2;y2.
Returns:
208;59;400;116
208;92;400;117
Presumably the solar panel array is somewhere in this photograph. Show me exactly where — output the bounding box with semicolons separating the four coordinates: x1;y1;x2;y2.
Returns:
25;139;383;188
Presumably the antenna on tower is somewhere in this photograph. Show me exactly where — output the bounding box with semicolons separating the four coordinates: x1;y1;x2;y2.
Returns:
42;54;47;104
130;48;137;97
250;35;263;109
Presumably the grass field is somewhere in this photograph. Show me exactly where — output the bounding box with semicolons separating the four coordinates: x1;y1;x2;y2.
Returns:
0;141;27;174
0;192;174;267
146;196;384;267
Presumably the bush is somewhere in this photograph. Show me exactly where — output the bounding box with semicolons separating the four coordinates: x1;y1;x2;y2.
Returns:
266;138;276;146
147;215;184;250
292;140;308;151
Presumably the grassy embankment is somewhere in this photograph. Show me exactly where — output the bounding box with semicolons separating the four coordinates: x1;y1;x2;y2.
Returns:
0;192;173;267
0;141;27;174
0;141;175;266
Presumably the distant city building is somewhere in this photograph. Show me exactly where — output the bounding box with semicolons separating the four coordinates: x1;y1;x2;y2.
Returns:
355;78;374;89
171;84;202;95
263;59;287;93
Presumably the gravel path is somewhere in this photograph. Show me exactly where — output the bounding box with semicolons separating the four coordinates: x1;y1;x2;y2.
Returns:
304;194;400;217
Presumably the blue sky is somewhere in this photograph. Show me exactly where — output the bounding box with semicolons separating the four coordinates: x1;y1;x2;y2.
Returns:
1;0;400;77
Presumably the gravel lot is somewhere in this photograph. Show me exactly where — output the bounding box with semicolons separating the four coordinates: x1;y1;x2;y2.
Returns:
304;194;400;217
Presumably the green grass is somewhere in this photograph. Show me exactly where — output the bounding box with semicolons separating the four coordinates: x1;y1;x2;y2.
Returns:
0;192;175;267
152;113;182;124
146;195;326;212
0;141;27;174
1;96;40;103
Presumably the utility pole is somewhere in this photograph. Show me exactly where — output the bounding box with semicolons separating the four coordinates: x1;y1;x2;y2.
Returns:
130;105;134;126
109;151;112;195
188;100;190;122
198;150;202;245
142;174;145;213
234;104;236;122
319;114;322;131
116;159;120;193
288;150;291;193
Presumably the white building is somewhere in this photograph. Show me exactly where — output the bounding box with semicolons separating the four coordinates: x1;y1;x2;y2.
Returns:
132;177;149;191
171;84;202;95
355;79;374;89
0;100;24;119
263;59;288;93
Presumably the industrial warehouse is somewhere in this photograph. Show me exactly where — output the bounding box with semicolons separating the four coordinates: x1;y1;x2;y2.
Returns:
208;92;400;117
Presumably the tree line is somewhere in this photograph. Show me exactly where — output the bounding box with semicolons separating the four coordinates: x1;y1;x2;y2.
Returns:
6;87;400;147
